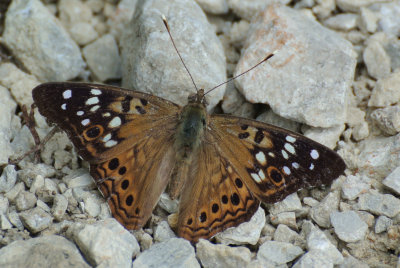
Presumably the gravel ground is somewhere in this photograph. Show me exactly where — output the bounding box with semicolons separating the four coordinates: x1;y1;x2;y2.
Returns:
0;0;400;267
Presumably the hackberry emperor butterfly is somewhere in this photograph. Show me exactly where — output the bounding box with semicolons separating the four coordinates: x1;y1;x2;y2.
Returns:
32;21;345;244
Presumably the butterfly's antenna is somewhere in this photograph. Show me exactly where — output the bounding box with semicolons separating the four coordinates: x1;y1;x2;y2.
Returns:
204;52;276;96
162;15;199;93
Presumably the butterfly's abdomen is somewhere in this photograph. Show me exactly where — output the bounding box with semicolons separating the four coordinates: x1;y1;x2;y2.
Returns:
174;103;207;158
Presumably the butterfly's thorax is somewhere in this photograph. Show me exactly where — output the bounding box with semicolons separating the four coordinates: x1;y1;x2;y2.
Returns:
174;102;207;160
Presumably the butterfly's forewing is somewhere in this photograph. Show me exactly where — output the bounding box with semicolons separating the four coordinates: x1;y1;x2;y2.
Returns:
33;82;180;228
32;82;180;162
210;115;345;203
177;139;260;242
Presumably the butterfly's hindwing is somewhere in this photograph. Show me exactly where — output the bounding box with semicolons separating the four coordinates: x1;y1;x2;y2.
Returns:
177;141;260;242
210;115;345;203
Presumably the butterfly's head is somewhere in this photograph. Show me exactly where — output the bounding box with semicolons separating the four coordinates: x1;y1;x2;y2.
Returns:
188;88;208;106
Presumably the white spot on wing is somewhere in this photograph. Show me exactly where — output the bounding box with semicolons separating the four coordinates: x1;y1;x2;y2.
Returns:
105;140;117;147
268;152;275;158
86;97;99;105
282;150;289;160
109;117;121;128
286;136;296;143
309;163;314;170
63;90;72;99
310;149;319;159
255;151;266;165
292;162;300;169
61;103;66;110
103;112;111;117
77;111;84;116
81;119;90;126
258;170;266;180
284;143;295;154
90;105;100;112
102;133;111;142
251;173;262;183
91;89;102;95
283;166;291;175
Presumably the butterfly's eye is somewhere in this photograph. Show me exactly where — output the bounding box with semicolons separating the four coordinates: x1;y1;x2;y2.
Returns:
202;118;206;126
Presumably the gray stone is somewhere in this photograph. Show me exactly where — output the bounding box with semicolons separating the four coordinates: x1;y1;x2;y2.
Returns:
215;206;265;245
83;195;101;218
303;197;319;207
7;210;24;230
132;238;200;268
36;178;58;203
0;63;39;107
195;0;228;14
256;110;300;133
306;227;343;265
52;194;68;221
83;34;121;81
312;0;335;19
374;2;400;36
19;207;53;233
0;87;16;165
63;169;95;189
158;193;179;214
154;221;176;242
235;5;355;128
358;133;400;179
383;166;400;195
371;106;400;135
0;165;17;193
222;84;255;118
196;239;251;268
69;22;99;46
15;191;37;212
257;241;303;265
0;213;13;230
310;191;340;228
303;124;345;150
5;182;25;202
369;70;400;107
339;255;369;268
269;193;302;215
0;195;8;214
352;121;369;141
58;0;93;28
227;0;291;21
341;175;370;200
121;0;226;109
70;219;139;267
29;175;45;195
330;211;368;242
18;163;56;188
324;13;358;31
273;224;304;247
36;199;50;213
358;7;378;33
270;212;297;230
358;191;400;217
374;215;392;234
0;235;90;268
336;0;387;12
293;250;335;268
2;0;85;82
363;40;391;80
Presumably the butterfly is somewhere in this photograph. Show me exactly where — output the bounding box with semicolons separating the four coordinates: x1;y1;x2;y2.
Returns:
32;78;345;243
